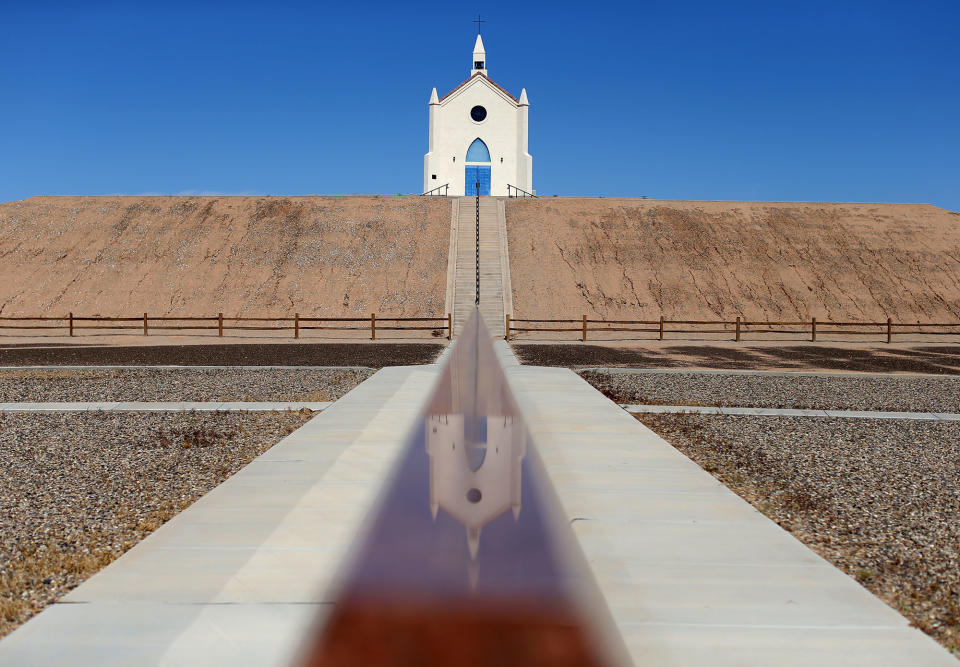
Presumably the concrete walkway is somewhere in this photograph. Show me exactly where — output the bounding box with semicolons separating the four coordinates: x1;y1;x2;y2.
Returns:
622;404;960;421
0;365;439;666
0;401;332;412
494;341;955;666
3;348;956;664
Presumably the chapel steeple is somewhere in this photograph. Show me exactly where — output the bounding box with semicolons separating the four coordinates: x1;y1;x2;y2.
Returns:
471;34;486;75
423;27;533;197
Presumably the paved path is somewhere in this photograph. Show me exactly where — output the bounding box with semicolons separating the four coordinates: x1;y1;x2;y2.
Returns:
3;348;956;665
0;365;439;666
622;404;960;420
0;401;332;412
452;196;508;337
494;341;955;666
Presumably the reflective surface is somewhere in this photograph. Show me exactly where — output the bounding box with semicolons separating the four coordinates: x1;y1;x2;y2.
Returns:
300;310;628;666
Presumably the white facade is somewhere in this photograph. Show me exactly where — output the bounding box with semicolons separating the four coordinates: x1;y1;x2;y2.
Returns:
424;35;533;196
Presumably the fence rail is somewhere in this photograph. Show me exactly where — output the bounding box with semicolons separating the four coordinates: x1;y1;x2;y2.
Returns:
0;313;453;341
504;314;960;344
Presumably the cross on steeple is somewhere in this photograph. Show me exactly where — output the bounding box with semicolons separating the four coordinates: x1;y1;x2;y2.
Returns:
472;14;486;34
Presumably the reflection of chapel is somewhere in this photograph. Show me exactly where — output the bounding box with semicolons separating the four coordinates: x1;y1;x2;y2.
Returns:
424;34;533;196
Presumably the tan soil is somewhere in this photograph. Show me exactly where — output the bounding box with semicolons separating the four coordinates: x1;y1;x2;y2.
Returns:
506;199;960;322
0;195;451;318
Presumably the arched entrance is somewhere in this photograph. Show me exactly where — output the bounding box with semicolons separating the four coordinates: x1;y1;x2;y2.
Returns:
465;138;491;196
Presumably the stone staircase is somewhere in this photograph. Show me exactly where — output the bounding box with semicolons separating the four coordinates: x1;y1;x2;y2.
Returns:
450;196;509;338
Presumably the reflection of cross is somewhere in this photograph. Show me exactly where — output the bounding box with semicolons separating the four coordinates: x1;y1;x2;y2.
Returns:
473;14;486;34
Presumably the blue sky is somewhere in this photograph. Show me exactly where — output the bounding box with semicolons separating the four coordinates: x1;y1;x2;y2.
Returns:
2;0;958;209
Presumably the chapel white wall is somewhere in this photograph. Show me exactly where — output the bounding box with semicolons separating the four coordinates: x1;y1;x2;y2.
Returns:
424;77;532;197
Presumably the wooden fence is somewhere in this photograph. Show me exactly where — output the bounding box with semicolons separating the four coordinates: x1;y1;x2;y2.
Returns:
0;313;452;341
505;315;960;344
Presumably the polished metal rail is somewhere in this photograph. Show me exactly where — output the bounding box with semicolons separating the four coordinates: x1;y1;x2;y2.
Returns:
297;309;629;666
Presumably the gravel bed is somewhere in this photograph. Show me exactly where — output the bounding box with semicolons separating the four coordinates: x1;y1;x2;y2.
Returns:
0;410;314;638
0;367;376;403
0;342;445;367
638;413;960;657
582;369;960;413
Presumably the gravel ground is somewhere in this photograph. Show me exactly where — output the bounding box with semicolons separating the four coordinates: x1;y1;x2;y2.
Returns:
514;343;960;374
638;413;960;657
0;410;314;638
0;367;376;402
582;369;960;413
0;342;445;367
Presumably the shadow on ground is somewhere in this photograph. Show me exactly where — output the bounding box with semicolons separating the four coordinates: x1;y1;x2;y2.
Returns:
514;344;960;374
0;343;445;367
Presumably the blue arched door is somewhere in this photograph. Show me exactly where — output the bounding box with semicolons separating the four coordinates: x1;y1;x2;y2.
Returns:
465;138;491;195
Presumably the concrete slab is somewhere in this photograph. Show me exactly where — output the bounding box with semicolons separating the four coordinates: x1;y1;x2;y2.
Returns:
0;365;439;665
822;409;939;420
623;404;951;420
496;341;955;666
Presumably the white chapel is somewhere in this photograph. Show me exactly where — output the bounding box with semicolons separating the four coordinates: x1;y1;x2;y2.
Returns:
424;34;533;196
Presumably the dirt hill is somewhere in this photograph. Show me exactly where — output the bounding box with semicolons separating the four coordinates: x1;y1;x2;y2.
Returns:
506;199;960;322
0;196;450;317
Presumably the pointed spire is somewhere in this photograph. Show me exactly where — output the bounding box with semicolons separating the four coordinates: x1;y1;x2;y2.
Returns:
467;526;481;560
429;87;439;105
471;35;487;75
518;88;529;106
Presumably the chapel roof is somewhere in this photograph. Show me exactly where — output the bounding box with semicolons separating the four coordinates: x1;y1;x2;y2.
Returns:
439;72;519;105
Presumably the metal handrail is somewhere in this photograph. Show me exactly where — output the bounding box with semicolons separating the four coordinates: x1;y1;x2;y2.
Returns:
506;184;537;198
421;183;450;196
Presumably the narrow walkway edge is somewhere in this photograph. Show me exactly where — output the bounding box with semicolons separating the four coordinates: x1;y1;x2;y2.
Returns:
0;401;333;412
621;404;960;421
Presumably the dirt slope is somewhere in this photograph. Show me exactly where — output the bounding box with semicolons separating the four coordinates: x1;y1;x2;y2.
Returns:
0;196;450;317
507;199;960;321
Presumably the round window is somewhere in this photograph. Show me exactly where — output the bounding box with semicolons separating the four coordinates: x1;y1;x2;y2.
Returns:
470;105;487;122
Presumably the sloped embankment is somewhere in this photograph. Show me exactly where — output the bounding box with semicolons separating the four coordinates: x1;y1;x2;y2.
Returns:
506;199;960;321
0;195;450;317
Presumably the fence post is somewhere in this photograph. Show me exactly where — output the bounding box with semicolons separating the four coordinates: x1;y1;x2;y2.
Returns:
504;314;510;341
811;317;817;342
218;313;223;337
659;315;664;341
735;316;741;342
294;312;300;339
886;317;892;344
143;312;148;336
582;314;587;342
371;313;376;341
448;313;453;340
69;312;74;337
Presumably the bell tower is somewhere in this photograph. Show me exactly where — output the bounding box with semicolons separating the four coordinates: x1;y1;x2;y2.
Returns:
471;35;486;75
